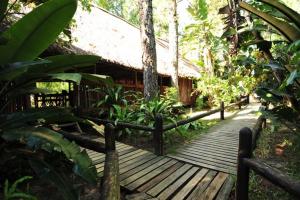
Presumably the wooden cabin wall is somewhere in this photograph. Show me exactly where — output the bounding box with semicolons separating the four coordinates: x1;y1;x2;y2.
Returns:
179;78;194;105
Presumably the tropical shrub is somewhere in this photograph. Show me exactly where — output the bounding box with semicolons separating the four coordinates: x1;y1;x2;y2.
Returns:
195;73;256;107
134;97;178;126
235;0;300;131
0;0;111;199
3;176;36;200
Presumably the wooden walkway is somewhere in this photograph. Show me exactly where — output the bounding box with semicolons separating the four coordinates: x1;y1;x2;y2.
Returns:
167;103;259;175
84;103;259;199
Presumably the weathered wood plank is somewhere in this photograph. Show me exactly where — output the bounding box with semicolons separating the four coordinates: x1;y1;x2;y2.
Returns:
177;147;237;161
198;172;228;200
215;176;234;200
178;149;237;163
126;159;178;190
157;167;199;199
137;162;183;192
186;170;218;200
120;157;170;184
147;164;192;197
171;168;209;200
173;153;236;170
177;151;237;166
168;155;236;175
119;154;158;174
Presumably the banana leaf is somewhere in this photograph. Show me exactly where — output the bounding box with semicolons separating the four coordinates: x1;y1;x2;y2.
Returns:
0;0;77;64
0;0;8;21
2;126;97;185
239;2;300;42
0;107;80;129
259;0;300;29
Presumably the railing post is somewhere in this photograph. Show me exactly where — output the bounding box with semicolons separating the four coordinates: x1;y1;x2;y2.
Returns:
220;101;225;120
238;100;242;109
105;123;116;151
236;127;253;200
102;123;120;200
246;95;250;104
154;114;164;156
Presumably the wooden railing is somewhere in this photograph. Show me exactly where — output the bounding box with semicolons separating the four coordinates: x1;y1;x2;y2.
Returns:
85;96;249;156
236;115;300;200
57;123;120;200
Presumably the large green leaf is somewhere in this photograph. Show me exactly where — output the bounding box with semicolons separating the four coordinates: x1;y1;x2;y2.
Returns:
286;70;300;85
0;0;77;64
50;73;82;84
0;60;51;81
0;0;8;21
239;2;300;42
0;107;80;129
0;55;101;81
259;0;300;29
1;126;97;184
81;73;114;86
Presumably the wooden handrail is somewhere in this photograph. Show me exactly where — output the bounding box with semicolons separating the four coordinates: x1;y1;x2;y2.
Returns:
163;108;221;131
244;158;300;198
236;114;300;199
85;116;155;132
57;130;106;153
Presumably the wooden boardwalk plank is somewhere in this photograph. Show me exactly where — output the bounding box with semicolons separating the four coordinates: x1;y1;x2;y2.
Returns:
198;172;228;200
186;170;218;200
137;162;184;192
119;157;164;181
157;166;199;199
171;168;209;200
215;176;235;200
177;151;237;166
126;159;178;190
168;155;236;175
119;154;157;174
179;149;237;163
173;153;236;170
120;157;171;185
147;164;192;197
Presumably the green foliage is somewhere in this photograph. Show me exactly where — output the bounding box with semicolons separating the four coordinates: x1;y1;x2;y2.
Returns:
4;176;37;200
0;0;109;198
91;85;128;108
164;87;179;104
239;1;300;42
0;0;78;63
196;73;256;107
135;97;177;126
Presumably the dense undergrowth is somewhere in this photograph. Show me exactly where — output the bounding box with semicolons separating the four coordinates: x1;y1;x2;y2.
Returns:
248;127;300;200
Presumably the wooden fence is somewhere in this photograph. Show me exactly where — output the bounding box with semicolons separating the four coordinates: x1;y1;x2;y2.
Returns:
236;115;300;199
85;96;249;156
58;123;120;200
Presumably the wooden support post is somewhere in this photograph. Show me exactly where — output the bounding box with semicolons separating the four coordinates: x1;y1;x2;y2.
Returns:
154;114;164;156
105;123;116;151
236;127;253;200
246;95;250;104
102;123;120;200
238;101;242;109
220;101;225;120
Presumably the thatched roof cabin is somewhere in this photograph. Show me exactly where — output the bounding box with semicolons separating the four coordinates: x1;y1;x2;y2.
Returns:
71;5;200;105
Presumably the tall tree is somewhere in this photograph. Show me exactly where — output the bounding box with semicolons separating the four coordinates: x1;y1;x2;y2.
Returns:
169;0;179;90
139;0;158;101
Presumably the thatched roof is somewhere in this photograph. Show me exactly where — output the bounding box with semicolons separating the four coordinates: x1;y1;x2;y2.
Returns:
71;5;200;78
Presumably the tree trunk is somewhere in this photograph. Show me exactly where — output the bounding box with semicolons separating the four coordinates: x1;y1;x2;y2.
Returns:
139;0;158;101
203;34;214;76
169;0;179;89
